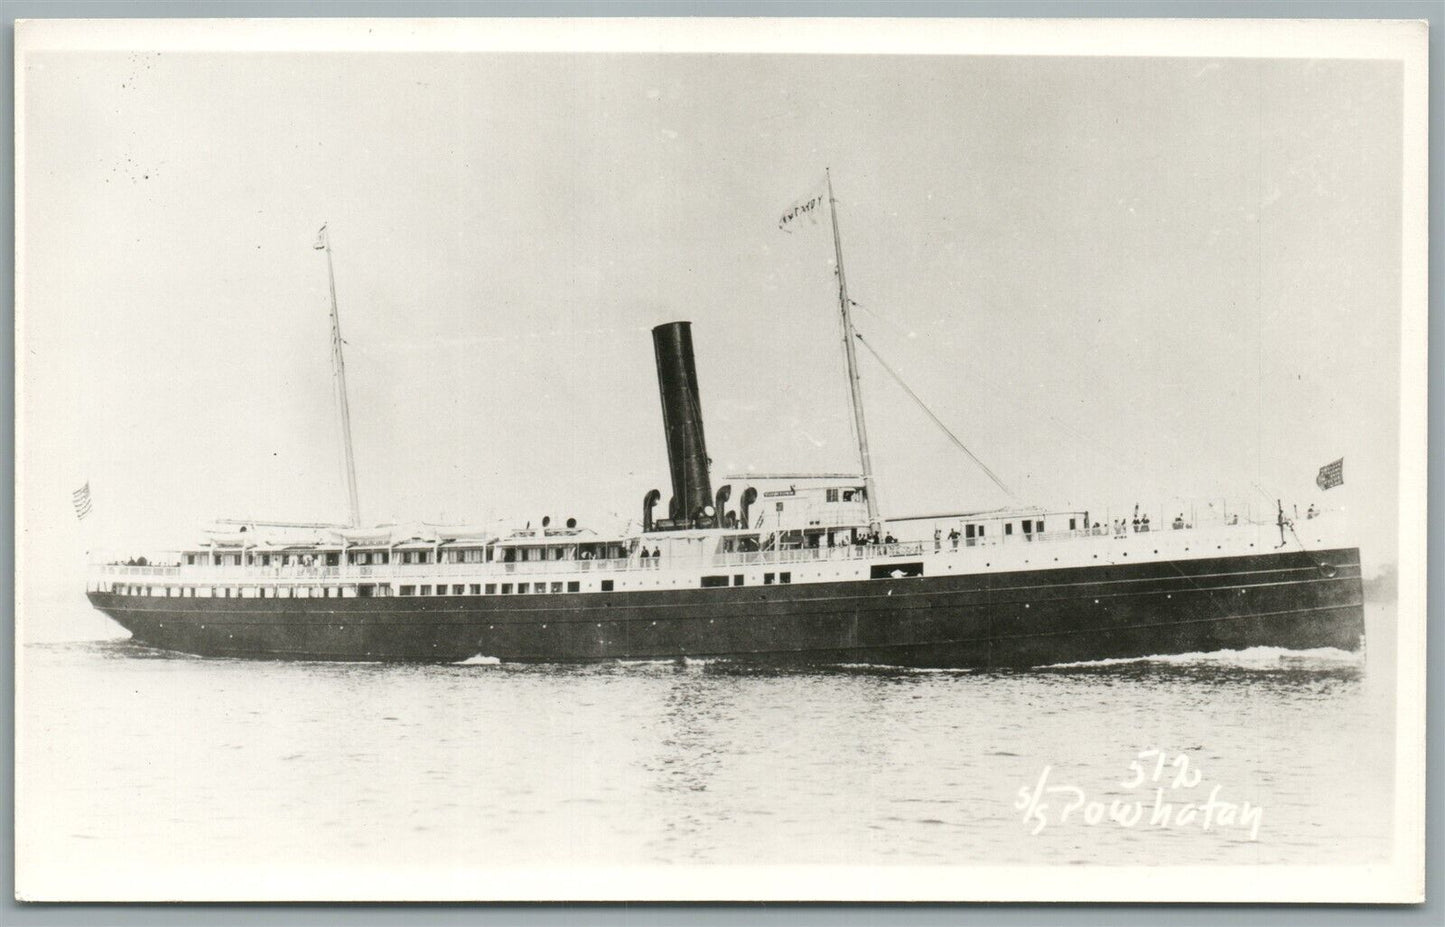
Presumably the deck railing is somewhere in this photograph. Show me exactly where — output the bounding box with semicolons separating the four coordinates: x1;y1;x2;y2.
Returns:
92;521;1269;588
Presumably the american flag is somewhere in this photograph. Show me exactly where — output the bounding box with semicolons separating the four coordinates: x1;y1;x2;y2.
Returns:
1316;458;1344;491
72;482;93;520
72;485;93;519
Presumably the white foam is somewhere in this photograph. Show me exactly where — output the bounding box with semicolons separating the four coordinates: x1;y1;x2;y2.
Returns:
1043;645;1362;669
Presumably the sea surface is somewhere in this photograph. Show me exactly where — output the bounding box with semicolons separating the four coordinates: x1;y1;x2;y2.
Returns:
16;601;1398;898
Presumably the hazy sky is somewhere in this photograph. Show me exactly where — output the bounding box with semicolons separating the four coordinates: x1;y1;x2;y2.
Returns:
19;42;1407;610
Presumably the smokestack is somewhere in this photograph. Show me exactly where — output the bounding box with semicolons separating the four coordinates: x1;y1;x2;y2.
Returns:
652;322;713;525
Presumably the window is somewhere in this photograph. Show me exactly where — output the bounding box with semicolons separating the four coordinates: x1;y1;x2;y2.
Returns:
469;584;482;595
567;581;580;592
979;525;985;536
400;585;415;596
1022;520;1033;533
826;488;839;502
551;582;563;593
1038;521;1045;533
485;583;497;595
452;584;465;595
1069;518;1076;531
733;575;744;586
780;572;791;584
601;580;614;592
501;583;513;594
1005;523;1013;536
419;585;432;596
965;525;976;539
701;575;730;588
186;554;195;565
764;573;775;585
517;583;529;594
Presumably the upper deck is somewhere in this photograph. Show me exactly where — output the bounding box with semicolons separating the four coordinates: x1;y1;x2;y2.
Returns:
88;501;1351;602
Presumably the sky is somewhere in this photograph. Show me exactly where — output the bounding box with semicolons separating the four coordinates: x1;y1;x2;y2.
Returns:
17;39;1409;624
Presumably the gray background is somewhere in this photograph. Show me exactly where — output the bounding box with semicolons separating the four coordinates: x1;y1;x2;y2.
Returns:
4;1;1440;924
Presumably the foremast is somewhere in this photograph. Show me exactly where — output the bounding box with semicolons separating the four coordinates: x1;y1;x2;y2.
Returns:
315;223;362;529
825;169;881;531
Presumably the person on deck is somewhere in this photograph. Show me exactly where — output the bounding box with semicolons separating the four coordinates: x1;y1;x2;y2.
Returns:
949;528;961;550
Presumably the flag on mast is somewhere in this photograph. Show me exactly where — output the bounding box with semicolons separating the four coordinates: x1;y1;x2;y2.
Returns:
313;223;328;250
72;482;93;520
778;183;827;233
1316;458;1344;491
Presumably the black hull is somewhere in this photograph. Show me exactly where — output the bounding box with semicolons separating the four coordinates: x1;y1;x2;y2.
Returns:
87;548;1365;668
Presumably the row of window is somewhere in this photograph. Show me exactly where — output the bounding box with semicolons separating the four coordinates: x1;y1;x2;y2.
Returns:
185;547;635;568
109;585;379;598
700;572;793;588
964;519;1063;539
397;581;584;596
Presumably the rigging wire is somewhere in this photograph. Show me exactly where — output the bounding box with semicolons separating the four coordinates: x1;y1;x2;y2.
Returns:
853;332;1016;501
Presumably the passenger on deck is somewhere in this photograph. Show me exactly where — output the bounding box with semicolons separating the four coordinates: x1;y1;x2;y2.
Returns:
1173;514;1185;530
639;548;650;565
651;546;661;567
1131;516;1139;533
884;533;897;545
1141;514;1151;532
948;528;961;549
1306;504;1319;520
934;528;942;551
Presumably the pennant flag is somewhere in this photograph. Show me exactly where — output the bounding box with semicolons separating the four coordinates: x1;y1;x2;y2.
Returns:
72;482;93;520
1315;458;1344;491
778;188;827;233
313;223;328;250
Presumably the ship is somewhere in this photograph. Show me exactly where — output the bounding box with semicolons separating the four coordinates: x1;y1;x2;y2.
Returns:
85;177;1365;666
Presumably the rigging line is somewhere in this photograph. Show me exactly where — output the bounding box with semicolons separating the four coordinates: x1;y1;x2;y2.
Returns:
853;300;1103;448
854;333;1016;501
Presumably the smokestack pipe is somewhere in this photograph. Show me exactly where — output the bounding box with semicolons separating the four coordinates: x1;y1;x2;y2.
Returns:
739;487;758;529
714;485;731;529
652;322;713;524
642;489;661;533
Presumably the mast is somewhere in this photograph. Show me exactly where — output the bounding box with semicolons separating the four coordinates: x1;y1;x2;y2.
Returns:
316;223;362;528
826;169;881;530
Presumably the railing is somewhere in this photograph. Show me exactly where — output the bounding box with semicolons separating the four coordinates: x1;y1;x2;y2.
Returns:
97;564;182;577
712;542;924;567
91;520;1277;589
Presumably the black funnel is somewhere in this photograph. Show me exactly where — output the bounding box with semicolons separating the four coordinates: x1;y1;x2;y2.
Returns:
652;322;713;524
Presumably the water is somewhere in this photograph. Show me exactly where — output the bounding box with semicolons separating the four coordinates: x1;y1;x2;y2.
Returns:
16;602;1397;898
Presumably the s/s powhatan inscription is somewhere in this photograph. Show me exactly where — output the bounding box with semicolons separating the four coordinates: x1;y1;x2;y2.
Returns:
1016;750;1264;841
